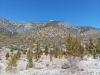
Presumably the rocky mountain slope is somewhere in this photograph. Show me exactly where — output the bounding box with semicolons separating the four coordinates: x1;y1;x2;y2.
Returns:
0;17;46;33
0;17;100;46
0;17;99;34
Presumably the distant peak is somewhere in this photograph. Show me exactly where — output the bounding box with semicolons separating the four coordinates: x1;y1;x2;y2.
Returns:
49;20;54;22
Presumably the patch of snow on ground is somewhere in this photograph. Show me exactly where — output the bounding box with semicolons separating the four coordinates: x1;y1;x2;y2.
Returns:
1;48;100;75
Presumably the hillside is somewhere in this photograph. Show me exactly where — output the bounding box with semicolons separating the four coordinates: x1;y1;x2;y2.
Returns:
0;17;100;75
0;17;100;47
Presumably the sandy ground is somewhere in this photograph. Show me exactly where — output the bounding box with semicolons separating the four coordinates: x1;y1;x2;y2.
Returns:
0;48;100;75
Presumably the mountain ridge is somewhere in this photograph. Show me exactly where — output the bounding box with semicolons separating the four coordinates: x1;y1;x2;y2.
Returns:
0;17;99;34
0;17;100;43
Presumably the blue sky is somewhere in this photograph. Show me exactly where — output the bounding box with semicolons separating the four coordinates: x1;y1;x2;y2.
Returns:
0;0;100;28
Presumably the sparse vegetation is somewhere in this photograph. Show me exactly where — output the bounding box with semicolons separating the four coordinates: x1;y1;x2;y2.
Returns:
0;17;100;74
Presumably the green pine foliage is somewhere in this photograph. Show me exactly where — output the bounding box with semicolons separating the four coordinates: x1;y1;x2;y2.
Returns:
38;49;43;58
72;38;80;56
6;54;18;72
44;45;48;55
78;45;84;56
53;47;59;58
49;49;54;62
10;46;14;52
88;37;95;55
66;34;81;56
26;56;34;69
83;50;90;57
84;37;97;58
34;42;42;59
50;50;54;56
85;43;90;56
66;34;73;53
58;49;63;59
27;48;34;59
26;48;34;69
16;49;21;59
96;38;100;53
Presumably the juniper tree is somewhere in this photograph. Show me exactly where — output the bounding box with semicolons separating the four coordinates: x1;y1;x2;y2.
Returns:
5;52;10;60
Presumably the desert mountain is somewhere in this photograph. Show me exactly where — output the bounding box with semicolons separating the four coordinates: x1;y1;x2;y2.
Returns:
0;17;100;47
0;17;99;34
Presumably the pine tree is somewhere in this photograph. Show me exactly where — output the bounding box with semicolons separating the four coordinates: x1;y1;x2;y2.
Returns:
38;49;43;58
27;48;34;59
85;43;90;56
44;45;48;55
85;43;89;51
27;49;31;59
16;49;21;59
66;34;73;54
10;45;14;52
83;49;90;57
66;34;81;56
78;45;84;56
58;49;63;59
54;47;59;58
50;49;54;62
88;37;95;55
50;50;54;56
6;54;17;72
26;56;34;69
34;42;41;59
26;48;34;69
74;37;81;56
96;37;100;53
